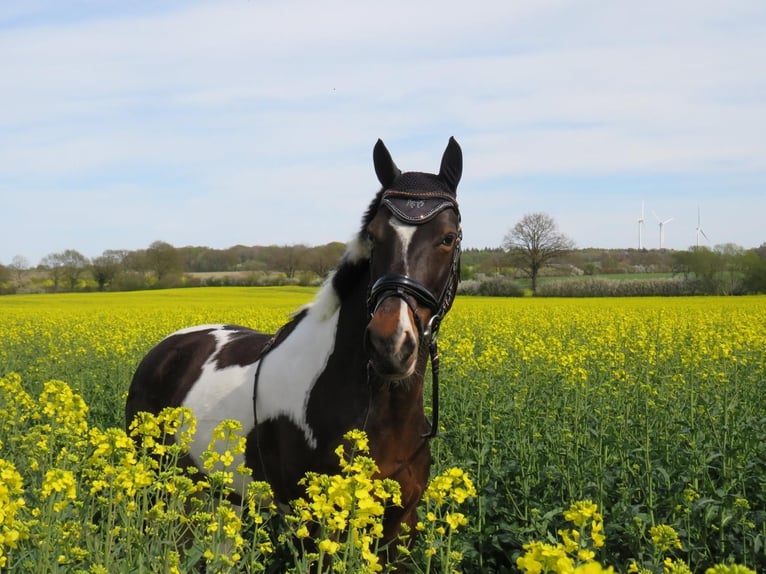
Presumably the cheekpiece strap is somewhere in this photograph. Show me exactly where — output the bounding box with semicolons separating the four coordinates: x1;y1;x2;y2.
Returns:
381;190;459;225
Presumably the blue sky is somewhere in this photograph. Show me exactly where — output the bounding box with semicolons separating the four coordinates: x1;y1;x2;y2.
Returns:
1;1;764;266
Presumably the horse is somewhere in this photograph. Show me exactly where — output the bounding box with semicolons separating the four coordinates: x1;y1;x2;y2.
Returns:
125;137;463;558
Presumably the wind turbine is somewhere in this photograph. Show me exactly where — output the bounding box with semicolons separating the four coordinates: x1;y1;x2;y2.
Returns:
637;201;646;249
653;211;674;249
695;205;708;249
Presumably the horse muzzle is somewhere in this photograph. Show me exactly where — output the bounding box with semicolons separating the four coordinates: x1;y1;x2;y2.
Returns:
365;296;419;380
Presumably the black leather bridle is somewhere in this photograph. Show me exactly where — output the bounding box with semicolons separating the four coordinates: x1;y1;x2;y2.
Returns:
366;190;461;438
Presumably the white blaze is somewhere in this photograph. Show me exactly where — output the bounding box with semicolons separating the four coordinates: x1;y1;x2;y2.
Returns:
387;217;418;358
390;217;417;275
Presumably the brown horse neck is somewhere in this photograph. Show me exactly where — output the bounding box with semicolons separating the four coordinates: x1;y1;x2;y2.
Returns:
364;345;431;472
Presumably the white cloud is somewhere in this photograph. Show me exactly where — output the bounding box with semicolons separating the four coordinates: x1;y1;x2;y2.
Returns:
1;0;765;263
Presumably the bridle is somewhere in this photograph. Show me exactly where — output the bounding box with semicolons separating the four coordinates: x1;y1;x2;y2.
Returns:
366;189;461;439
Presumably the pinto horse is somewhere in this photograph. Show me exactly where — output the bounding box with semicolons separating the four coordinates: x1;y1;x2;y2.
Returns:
125;137;463;551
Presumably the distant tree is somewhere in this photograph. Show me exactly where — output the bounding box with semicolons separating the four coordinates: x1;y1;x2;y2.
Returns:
502;212;575;293
740;248;766;293
60;250;89;290
40;253;63;291
9;255;29;282
672;250;696;280
91;250;125;291
181;246;239;272
40;250;88;291
145;241;184;284
304;242;346;277
122;249;147;272
461;247;512;277
687;247;723;290
265;244;308;279
714;243;744;293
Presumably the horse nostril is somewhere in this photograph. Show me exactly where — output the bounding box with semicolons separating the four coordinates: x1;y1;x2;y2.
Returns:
400;330;416;362
365;322;417;379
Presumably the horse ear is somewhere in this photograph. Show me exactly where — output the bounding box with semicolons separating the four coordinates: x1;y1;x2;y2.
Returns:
373;139;401;188
439;136;462;192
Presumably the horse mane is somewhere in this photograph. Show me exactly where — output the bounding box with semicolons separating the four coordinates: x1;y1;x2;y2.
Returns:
325;186;385;304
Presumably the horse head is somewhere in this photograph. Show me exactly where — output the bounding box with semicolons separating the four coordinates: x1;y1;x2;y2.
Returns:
363;137;462;381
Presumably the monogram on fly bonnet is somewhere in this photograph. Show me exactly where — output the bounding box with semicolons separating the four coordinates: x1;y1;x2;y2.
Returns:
125;137;463;563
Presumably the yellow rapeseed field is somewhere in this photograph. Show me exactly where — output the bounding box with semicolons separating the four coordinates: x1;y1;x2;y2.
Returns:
1;288;764;572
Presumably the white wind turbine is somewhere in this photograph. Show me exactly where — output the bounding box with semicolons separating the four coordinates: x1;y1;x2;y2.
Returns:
653;211;674;249
637;201;646;249
695;205;708;249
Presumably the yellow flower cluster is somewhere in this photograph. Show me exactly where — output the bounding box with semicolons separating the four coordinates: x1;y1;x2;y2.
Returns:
40;468;77;512
0;376;257;571
649;524;683;553
423;466;477;507
0;459;26;568
416;467;477;571
286;429;403;573
0;371;481;572
519;502;757;574
518;500;608;574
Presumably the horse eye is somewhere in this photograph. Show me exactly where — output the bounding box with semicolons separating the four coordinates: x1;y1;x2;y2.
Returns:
440;234;456;247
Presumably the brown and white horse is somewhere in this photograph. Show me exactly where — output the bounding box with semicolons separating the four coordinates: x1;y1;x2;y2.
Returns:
125;137;462;550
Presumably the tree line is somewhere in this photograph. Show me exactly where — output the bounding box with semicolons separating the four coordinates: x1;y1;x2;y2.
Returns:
2;213;766;295
497;212;766;295
0;240;349;294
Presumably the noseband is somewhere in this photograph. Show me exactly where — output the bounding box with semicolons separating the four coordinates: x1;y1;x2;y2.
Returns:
366;189;461;438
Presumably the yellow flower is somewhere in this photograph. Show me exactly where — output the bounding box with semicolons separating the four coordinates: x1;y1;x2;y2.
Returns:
591;517;605;548
318;538;340;555
344;428;370;453
663;557;693;574
575;563;615;574
651;524;682;553
564;500;599;528
445;512;467;530
41;468;77;501
705;565;757;574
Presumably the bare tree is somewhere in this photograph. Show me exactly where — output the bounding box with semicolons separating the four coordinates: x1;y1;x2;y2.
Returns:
40;253;64;291
264;244;308;279
9;255;29;282
304;242;346;277
503;212;575;293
